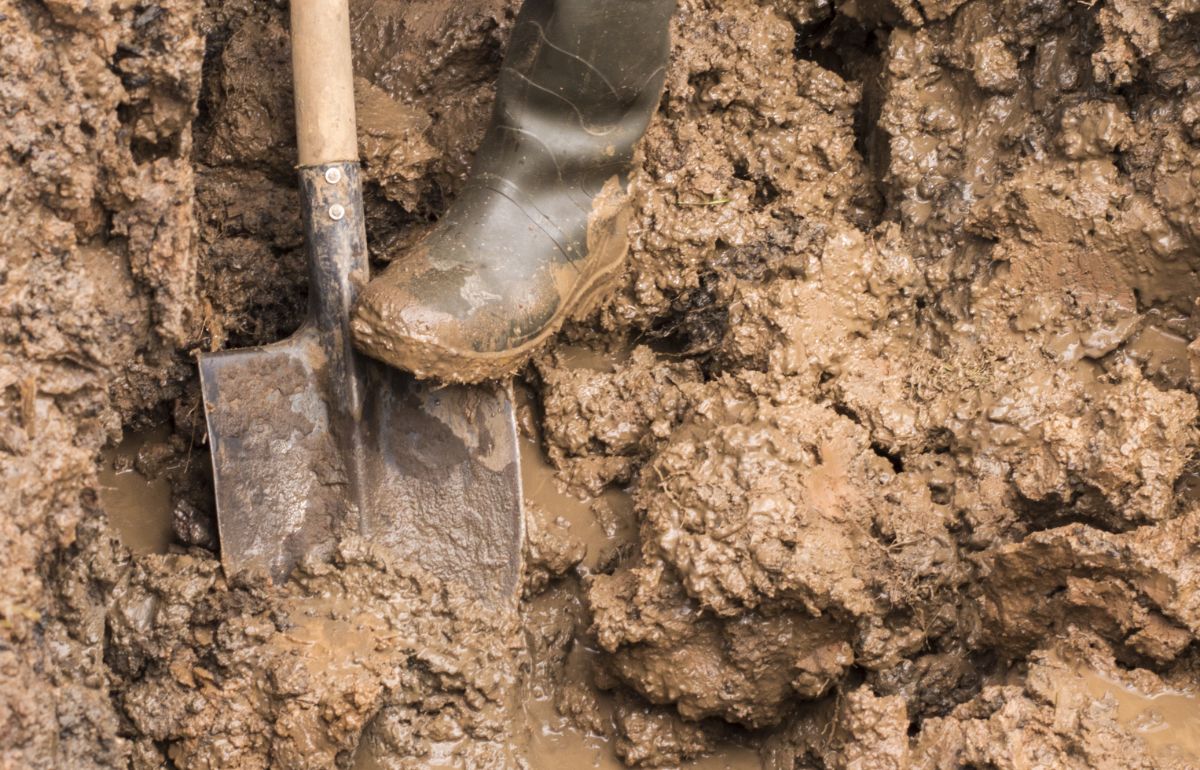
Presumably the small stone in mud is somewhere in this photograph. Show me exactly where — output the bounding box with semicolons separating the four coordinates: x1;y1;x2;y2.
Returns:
172;499;217;550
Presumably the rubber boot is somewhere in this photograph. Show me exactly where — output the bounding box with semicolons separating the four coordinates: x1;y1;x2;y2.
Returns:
351;0;675;382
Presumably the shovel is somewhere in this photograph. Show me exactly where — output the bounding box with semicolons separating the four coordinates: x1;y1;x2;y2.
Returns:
197;0;523;609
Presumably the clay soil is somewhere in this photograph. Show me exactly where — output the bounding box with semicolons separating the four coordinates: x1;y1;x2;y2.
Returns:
5;0;1200;768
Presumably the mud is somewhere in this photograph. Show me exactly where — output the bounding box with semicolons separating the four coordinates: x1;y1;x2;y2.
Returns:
98;427;177;556
6;0;1200;768
1078;664;1200;762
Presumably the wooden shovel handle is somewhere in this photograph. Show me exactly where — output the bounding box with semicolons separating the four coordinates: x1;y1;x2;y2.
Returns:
291;0;358;166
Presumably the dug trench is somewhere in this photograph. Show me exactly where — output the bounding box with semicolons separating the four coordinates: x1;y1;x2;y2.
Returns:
6;0;1200;768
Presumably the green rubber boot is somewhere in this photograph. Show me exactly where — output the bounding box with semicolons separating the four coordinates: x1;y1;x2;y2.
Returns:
351;0;675;382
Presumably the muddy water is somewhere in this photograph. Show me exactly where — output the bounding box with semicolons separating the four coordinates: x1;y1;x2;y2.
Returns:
524;699;761;769
97;427;175;555
522;645;763;770
1080;667;1200;763
357;705;759;770
520;425;636;574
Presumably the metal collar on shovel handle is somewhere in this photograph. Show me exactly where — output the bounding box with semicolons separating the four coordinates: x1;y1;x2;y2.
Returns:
197;0;523;607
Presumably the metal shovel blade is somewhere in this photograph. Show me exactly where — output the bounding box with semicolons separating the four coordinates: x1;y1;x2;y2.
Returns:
198;163;523;606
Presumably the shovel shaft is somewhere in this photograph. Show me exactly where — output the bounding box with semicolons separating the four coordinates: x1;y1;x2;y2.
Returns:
291;0;369;512
300;162;368;428
300;163;368;340
291;0;366;396
291;0;358;166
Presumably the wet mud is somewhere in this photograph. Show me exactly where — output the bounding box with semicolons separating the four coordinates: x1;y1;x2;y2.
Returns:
97;427;176;556
6;0;1200;768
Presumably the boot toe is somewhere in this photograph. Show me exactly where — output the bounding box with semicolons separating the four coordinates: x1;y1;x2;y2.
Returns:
351;269;503;382
351;280;428;371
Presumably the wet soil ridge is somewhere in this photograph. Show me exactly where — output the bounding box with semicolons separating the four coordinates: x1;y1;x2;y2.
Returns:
4;0;1200;767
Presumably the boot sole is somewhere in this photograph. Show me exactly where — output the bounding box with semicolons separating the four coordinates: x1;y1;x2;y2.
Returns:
363;248;627;384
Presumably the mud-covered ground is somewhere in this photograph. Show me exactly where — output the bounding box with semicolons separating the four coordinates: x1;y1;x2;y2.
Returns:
5;0;1200;767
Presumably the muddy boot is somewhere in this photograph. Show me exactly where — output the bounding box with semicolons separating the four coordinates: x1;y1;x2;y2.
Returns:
351;0;675;382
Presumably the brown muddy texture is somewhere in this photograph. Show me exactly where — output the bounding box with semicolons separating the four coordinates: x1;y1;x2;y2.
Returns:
97;427;176;556
5;0;1200;768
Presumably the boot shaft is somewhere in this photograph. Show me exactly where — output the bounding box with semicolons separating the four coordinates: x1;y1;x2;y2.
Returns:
476;0;675;186
503;0;676;114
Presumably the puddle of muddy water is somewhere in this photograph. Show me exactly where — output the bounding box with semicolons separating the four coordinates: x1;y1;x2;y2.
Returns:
520;428;637;573
517;372;638;573
97;426;175;555
523;695;762;769
523;705;762;769
522;646;763;770
1078;667;1200;762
